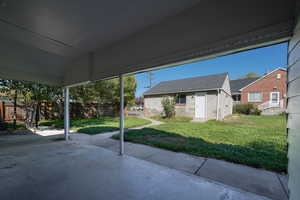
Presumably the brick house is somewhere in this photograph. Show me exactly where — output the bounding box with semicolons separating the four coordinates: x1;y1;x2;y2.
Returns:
230;77;259;105
230;68;287;114
143;73;233;121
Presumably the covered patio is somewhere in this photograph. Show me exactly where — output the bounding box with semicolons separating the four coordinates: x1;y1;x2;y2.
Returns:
0;0;299;200
0;137;268;200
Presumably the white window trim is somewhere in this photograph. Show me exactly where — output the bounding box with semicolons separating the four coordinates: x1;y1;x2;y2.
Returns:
248;92;262;102
276;74;281;79
176;94;187;104
238;68;286;92
270;92;280;103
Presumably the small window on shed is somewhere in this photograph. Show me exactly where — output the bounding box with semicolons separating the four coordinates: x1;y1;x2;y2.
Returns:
176;94;186;104
276;74;281;79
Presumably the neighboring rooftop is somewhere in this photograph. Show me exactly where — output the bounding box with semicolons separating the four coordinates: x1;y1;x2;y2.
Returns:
144;73;227;96
230;77;259;94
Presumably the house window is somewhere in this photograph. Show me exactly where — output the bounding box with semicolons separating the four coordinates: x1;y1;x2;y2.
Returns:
248;92;262;102
276;74;281;79
176;94;186;104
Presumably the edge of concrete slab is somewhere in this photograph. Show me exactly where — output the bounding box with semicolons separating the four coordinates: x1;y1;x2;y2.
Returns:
95;144;272;200
93;139;287;200
196;158;288;200
0;142;271;200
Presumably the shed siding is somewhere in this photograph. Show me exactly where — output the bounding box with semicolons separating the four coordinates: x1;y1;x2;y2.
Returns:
144;93;195;118
220;75;233;119
174;93;195;118
222;75;231;95
144;80;232;120
144;95;164;117
287;12;300;200
144;91;222;120
219;90;233;119
206;91;218;120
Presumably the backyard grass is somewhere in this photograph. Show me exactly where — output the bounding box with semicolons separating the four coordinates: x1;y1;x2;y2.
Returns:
151;116;192;123
113;115;287;172
0;122;27;132
39;116;151;135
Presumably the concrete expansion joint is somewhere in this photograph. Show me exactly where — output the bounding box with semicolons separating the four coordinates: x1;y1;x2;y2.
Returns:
194;158;208;174
276;174;289;199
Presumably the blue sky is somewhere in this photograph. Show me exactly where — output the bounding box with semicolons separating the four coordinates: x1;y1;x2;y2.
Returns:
135;42;288;97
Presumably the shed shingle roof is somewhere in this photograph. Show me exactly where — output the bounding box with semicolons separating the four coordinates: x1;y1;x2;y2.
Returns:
229;77;259;94
144;73;227;96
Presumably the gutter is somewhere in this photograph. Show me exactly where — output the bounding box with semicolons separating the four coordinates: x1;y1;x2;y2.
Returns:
144;88;221;97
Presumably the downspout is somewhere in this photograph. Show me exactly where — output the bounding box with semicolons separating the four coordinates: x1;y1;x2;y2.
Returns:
216;89;220;120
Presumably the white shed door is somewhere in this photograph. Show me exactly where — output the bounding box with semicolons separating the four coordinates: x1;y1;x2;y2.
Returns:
195;93;206;118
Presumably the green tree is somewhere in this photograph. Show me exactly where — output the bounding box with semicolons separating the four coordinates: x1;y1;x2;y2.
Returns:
70;84;95;104
0;79;63;128
245;72;259;78
28;83;63;127
0;75;136;129
93;75;137;116
237;72;260;79
70;75;137;116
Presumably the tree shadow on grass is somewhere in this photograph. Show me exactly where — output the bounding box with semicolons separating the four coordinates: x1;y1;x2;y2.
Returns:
77;126;119;135
73;117;117;127
40;117;117;129
112;127;287;173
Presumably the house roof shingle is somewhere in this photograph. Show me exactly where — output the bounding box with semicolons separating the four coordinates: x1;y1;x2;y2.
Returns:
144;73;227;96
229;77;259;94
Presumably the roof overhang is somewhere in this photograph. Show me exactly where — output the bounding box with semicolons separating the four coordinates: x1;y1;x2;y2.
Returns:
238;68;287;91
231;92;241;95
144;88;220;97
0;0;296;86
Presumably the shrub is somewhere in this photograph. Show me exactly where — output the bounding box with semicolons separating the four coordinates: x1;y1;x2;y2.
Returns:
161;96;176;118
234;104;261;115
233;104;261;115
250;108;261;115
233;104;254;114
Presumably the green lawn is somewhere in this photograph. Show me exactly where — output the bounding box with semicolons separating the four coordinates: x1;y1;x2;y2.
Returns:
39;117;151;135
113;115;287;172
2;122;27;132
151;116;192;123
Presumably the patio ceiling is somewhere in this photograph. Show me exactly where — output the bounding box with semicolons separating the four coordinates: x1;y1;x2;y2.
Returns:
0;0;296;86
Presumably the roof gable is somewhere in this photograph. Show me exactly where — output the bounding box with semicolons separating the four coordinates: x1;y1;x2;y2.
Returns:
230;77;259;94
144;73;227;96
239;68;286;91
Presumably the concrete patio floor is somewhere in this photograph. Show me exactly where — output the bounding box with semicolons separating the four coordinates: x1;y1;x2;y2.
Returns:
86;136;288;200
0;136;270;200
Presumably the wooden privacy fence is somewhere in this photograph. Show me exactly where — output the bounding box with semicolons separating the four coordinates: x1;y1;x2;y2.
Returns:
0;102;26;121
0;101;118;122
